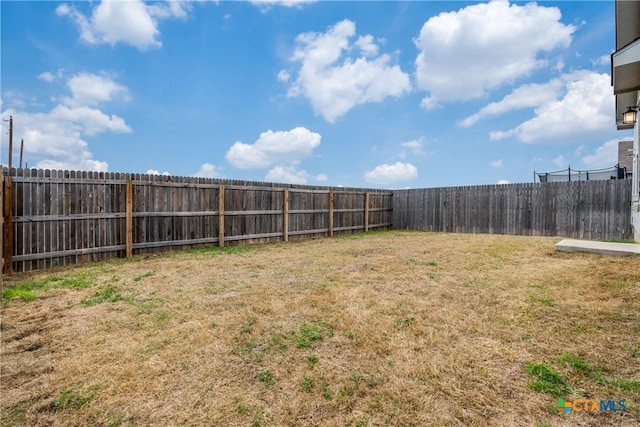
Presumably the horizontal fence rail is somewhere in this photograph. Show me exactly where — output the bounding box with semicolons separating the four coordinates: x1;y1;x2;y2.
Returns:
2;168;392;273
393;180;633;241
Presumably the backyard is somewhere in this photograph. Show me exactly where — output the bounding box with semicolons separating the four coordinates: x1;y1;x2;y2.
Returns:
1;231;639;426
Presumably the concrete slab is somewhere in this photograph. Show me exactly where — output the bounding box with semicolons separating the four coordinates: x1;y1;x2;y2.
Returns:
555;239;640;256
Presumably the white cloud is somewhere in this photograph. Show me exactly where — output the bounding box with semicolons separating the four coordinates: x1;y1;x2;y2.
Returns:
364;162;418;184
401;138;424;152
491;160;503;168
591;55;610;67
147;0;192;19
315;173;328;182
265;165;309;184
3;108;112;171
37;69;64;83
497;179;510;185
400;137;426;159
582;139;619;169
49;104;130;136
414;0;575;104
286;19;411;122
1;73;131;171
226;127;321;169
277;69;291;83
355;35;379;56
147;169;170;176
461;80;563;127
489;71;613;143
419;96;439;111
62;72;130;107
57;0;192;50
38;72;56;83
251;0;316;9
193;163;223;178
553;155;569;168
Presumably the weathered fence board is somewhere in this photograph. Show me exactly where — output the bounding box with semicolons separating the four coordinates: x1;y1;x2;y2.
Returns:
393;180;632;240
2;168;392;273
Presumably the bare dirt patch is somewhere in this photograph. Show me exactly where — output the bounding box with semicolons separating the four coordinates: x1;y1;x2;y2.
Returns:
1;231;639;426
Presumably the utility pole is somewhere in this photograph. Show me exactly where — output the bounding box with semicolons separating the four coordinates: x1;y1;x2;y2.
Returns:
19;139;24;169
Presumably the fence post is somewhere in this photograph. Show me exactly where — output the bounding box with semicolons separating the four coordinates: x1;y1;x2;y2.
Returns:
364;192;370;232
3;176;13;273
328;190;334;237
283;188;289;242
126;179;133;258
218;185;225;247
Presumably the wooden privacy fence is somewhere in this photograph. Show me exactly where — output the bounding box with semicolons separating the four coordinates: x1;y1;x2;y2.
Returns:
393;180;633;241
2;169;393;273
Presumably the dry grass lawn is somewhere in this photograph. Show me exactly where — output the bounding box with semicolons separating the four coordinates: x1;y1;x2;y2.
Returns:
1;231;639;426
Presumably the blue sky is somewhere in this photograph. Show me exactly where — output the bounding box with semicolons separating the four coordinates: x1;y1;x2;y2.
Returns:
0;0;633;188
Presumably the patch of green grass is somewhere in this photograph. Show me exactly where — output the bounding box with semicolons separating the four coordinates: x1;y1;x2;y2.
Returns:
368;399;383;412
81;286;125;306
603;239;636;244
296;321;330;348
527;294;555;307
3;274;94;302
608;378;640;392
407;258;438;266
135;297;165;315
345;331;358;340
52;276;93;289
559;351;593;374
557;351;638;391
53;384;99;409
301;376;315;392
307;353;319;367
354;415;370;427
133;271;154;282
241;317;258;335
2;286;37;301
396;317;416;328
321;380;332;399
339;384;355;398
265;333;288;352
257;369;274;386
4;398;37;423
525;363;572;396
186;244;255;257
236;403;250;415
154;311;170;325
